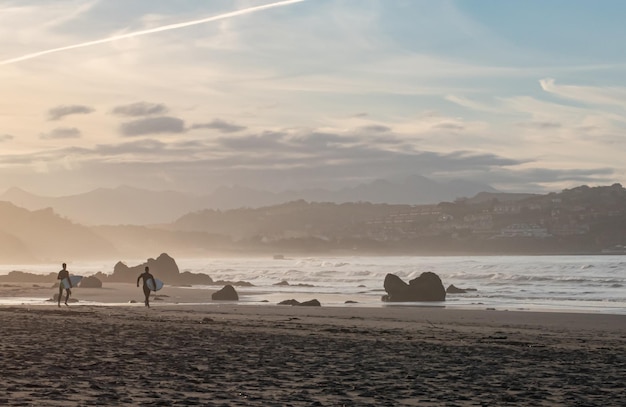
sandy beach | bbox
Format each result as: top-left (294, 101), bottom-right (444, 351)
top-left (1, 282), bottom-right (626, 407)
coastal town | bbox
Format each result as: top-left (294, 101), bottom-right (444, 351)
top-left (171, 183), bottom-right (626, 256)
top-left (361, 184), bottom-right (621, 242)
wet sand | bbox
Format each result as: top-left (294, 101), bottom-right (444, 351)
top-left (0, 282), bottom-right (219, 305)
top-left (1, 303), bottom-right (625, 406)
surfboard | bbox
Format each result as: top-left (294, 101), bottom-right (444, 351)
top-left (61, 275), bottom-right (83, 289)
top-left (146, 278), bottom-right (164, 291)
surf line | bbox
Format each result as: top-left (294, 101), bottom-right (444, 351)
top-left (0, 0), bottom-right (306, 65)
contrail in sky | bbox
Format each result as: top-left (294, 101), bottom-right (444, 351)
top-left (0, 0), bottom-right (306, 65)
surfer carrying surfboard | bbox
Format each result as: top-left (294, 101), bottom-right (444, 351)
top-left (56, 263), bottom-right (72, 307)
top-left (137, 266), bottom-right (157, 307)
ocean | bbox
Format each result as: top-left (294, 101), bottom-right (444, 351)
top-left (2, 255), bottom-right (626, 315)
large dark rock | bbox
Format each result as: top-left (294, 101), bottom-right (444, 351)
top-left (278, 299), bottom-right (300, 306)
top-left (2, 254), bottom-right (218, 287)
top-left (179, 271), bottom-right (214, 285)
top-left (107, 253), bottom-right (214, 285)
top-left (277, 299), bottom-right (321, 306)
top-left (298, 299), bottom-right (321, 307)
top-left (446, 284), bottom-right (478, 294)
top-left (212, 285), bottom-right (238, 301)
top-left (382, 272), bottom-right (446, 302)
top-left (110, 253), bottom-right (180, 283)
top-left (79, 276), bottom-right (102, 288)
top-left (446, 284), bottom-right (465, 294)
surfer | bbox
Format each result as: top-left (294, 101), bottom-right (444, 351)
top-left (137, 266), bottom-right (156, 307)
top-left (56, 263), bottom-right (72, 307)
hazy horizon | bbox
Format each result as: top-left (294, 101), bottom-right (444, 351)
top-left (1, 0), bottom-right (625, 197)
top-left (1, 173), bottom-right (503, 198)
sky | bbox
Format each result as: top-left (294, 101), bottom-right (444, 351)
top-left (1, 0), bottom-right (625, 196)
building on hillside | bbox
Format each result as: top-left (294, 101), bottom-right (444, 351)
top-left (493, 203), bottom-right (522, 214)
top-left (495, 223), bottom-right (551, 238)
top-left (549, 222), bottom-right (590, 236)
top-left (463, 213), bottom-right (494, 233)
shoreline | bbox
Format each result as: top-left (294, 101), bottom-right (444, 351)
top-left (1, 304), bottom-right (625, 405)
top-left (2, 281), bottom-right (626, 315)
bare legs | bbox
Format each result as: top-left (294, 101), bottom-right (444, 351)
top-left (143, 286), bottom-right (151, 307)
top-left (58, 287), bottom-right (70, 307)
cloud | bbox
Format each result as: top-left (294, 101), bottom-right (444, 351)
top-left (92, 139), bottom-right (169, 155)
top-left (290, 132), bottom-right (360, 149)
top-left (112, 102), bottom-right (169, 117)
top-left (120, 117), bottom-right (186, 136)
top-left (48, 105), bottom-right (95, 121)
top-left (190, 119), bottom-right (246, 133)
top-left (539, 78), bottom-right (626, 109)
top-left (1, 122), bottom-right (618, 195)
top-left (212, 130), bottom-right (523, 178)
top-left (40, 127), bottom-right (82, 139)
top-left (445, 95), bottom-right (504, 113)
top-left (19, 127), bottom-right (524, 178)
top-left (516, 121), bottom-right (562, 129)
top-left (433, 122), bottom-right (465, 131)
top-left (217, 131), bottom-right (287, 150)
top-left (0, 134), bottom-right (14, 142)
top-left (359, 125), bottom-right (392, 133)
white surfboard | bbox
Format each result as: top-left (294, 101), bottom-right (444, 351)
top-left (61, 275), bottom-right (83, 289)
top-left (146, 278), bottom-right (164, 291)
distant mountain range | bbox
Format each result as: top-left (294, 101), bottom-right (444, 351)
top-left (2, 183), bottom-right (623, 264)
top-left (0, 176), bottom-right (498, 225)
top-left (0, 202), bottom-right (117, 263)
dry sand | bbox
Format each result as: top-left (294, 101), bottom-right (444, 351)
top-left (1, 293), bottom-right (625, 406)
